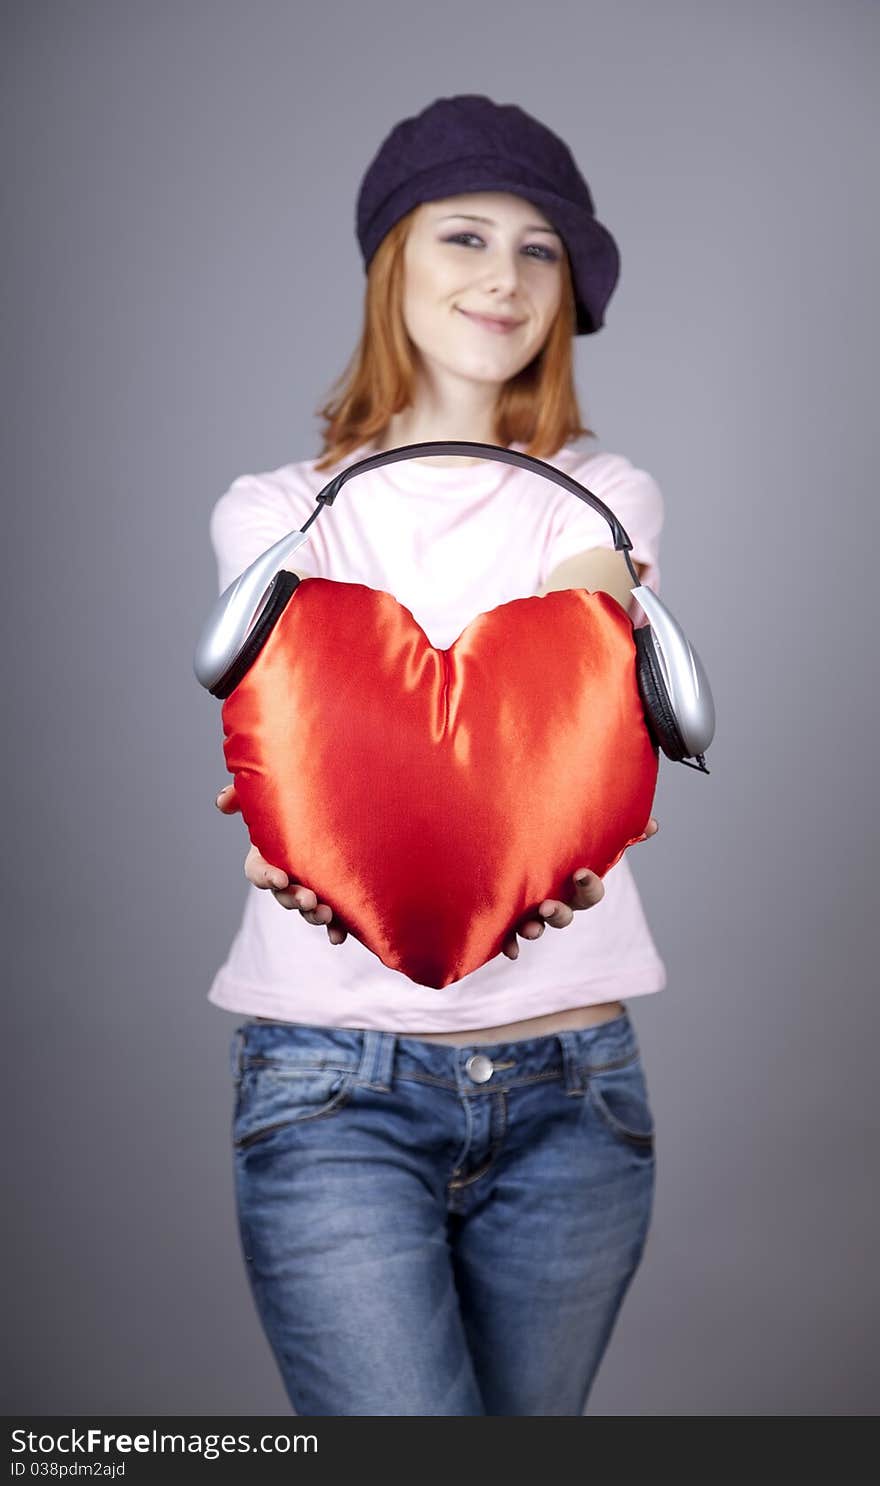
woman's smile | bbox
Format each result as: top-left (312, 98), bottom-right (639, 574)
top-left (456, 306), bottom-right (525, 334)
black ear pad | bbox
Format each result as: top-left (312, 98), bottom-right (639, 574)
top-left (209, 570), bottom-right (301, 700)
top-left (634, 623), bottom-right (689, 761)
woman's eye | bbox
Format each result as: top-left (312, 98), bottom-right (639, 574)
top-left (524, 243), bottom-right (560, 262)
top-left (443, 232), bottom-right (558, 263)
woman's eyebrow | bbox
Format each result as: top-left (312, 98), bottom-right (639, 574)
top-left (437, 212), bottom-right (561, 237)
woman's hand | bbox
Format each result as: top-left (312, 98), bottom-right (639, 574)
top-left (499, 818), bottom-right (660, 960)
top-left (215, 783), bottom-right (658, 958)
top-left (214, 784), bottom-right (347, 945)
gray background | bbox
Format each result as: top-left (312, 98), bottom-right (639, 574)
top-left (3, 0), bottom-right (877, 1415)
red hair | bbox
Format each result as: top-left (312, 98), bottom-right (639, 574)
top-left (312, 208), bottom-right (596, 473)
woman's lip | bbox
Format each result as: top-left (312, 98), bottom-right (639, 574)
top-left (457, 308), bottom-right (524, 334)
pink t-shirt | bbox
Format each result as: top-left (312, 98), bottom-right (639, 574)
top-left (205, 438), bottom-right (668, 1031)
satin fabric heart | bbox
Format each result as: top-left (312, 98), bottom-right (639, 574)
top-left (221, 578), bottom-right (659, 989)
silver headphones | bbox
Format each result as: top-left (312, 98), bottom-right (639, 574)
top-left (194, 441), bottom-right (716, 773)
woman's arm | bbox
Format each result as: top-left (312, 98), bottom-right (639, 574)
top-left (537, 547), bottom-right (647, 615)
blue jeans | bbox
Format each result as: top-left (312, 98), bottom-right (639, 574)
top-left (229, 1009), bottom-right (656, 1416)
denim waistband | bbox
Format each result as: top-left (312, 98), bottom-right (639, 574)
top-left (230, 1010), bottom-right (640, 1096)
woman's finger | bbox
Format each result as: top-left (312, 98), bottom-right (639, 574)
top-left (518, 889), bottom-right (590, 941)
top-left (503, 896), bottom-right (577, 955)
top-left (571, 870), bottom-right (605, 908)
top-left (245, 844), bottom-right (290, 893)
top-left (533, 900), bottom-right (574, 929)
top-left (271, 884), bottom-right (320, 912)
top-left (270, 890), bottom-right (345, 947)
top-left (289, 901), bottom-right (332, 925)
top-left (215, 783), bottom-right (241, 814)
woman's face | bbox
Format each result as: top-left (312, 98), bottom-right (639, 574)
top-left (400, 192), bottom-right (565, 390)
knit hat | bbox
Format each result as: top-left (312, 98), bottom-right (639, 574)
top-left (355, 93), bottom-right (620, 335)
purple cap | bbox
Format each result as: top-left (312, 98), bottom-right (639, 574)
top-left (355, 94), bottom-right (621, 336)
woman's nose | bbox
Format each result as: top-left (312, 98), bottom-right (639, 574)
top-left (477, 247), bottom-right (521, 295)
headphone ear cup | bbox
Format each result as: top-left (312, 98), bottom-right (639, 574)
top-left (634, 623), bottom-right (688, 761)
top-left (210, 569), bottom-right (301, 699)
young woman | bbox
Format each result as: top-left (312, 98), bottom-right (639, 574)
top-left (209, 95), bottom-right (664, 1416)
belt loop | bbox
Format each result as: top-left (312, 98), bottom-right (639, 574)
top-left (357, 1030), bottom-right (396, 1091)
top-left (556, 1031), bottom-right (587, 1096)
top-left (230, 1026), bottom-right (246, 1085)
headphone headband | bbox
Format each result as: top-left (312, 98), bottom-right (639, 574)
top-left (313, 441), bottom-right (638, 581)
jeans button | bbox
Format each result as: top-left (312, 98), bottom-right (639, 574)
top-left (465, 1053), bottom-right (494, 1084)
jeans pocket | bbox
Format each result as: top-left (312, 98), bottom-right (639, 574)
top-left (587, 1050), bottom-right (656, 1150)
top-left (233, 1059), bottom-right (354, 1150)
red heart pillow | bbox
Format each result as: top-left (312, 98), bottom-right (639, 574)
top-left (221, 578), bottom-right (658, 988)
